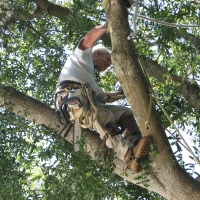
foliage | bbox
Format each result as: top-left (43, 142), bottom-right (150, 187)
top-left (1, 0), bottom-right (200, 199)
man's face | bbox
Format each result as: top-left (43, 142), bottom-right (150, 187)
top-left (93, 51), bottom-right (111, 72)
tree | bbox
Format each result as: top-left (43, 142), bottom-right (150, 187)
top-left (1, 0), bottom-right (200, 199)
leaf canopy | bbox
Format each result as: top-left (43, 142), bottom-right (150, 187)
top-left (1, 0), bottom-right (200, 199)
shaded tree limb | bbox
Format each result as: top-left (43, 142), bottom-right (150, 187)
top-left (26, 0), bottom-right (72, 20)
top-left (178, 31), bottom-right (200, 55)
top-left (0, 84), bottom-right (175, 195)
top-left (140, 56), bottom-right (200, 111)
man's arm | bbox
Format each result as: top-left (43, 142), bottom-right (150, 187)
top-left (79, 22), bottom-right (108, 51)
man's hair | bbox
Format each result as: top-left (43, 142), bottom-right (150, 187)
top-left (92, 44), bottom-right (111, 55)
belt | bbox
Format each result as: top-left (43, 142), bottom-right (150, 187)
top-left (58, 80), bottom-right (83, 90)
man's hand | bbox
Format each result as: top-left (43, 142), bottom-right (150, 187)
top-left (118, 86), bottom-right (124, 95)
top-left (101, 21), bottom-right (110, 33)
top-left (99, 91), bottom-right (125, 103)
top-left (78, 23), bottom-right (107, 51)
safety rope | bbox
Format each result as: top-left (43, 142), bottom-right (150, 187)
top-left (153, 93), bottom-right (200, 166)
top-left (128, 0), bottom-right (200, 39)
top-left (164, 126), bottom-right (190, 153)
top-left (138, 58), bottom-right (153, 130)
top-left (145, 94), bottom-right (152, 130)
top-left (138, 58), bottom-right (200, 167)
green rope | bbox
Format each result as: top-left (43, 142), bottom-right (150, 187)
top-left (145, 94), bottom-right (152, 130)
top-left (138, 58), bottom-right (200, 167)
top-left (152, 94), bottom-right (200, 167)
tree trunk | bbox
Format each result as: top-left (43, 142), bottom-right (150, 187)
top-left (103, 0), bottom-right (200, 199)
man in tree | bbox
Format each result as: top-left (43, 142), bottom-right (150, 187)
top-left (55, 22), bottom-right (153, 173)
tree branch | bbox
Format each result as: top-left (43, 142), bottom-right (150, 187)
top-left (140, 56), bottom-right (200, 111)
top-left (26, 0), bottom-right (72, 20)
top-left (0, 84), bottom-right (172, 193)
top-left (178, 31), bottom-right (200, 55)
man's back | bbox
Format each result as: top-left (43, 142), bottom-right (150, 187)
top-left (58, 46), bottom-right (102, 95)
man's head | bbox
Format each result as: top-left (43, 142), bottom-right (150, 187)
top-left (92, 44), bottom-right (111, 72)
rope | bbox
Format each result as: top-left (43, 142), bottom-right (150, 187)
top-left (128, 0), bottom-right (200, 39)
top-left (138, 58), bottom-right (200, 166)
top-left (127, 0), bottom-right (139, 40)
top-left (153, 94), bottom-right (200, 166)
top-left (136, 14), bottom-right (200, 28)
top-left (138, 58), bottom-right (154, 130)
top-left (145, 94), bottom-right (152, 130)
top-left (164, 126), bottom-right (190, 153)
top-left (79, 85), bottom-right (99, 129)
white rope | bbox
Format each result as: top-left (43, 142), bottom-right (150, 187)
top-left (136, 14), bottom-right (200, 28)
top-left (127, 0), bottom-right (139, 40)
top-left (128, 1), bottom-right (200, 39)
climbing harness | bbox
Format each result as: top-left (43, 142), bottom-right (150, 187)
top-left (55, 81), bottom-right (84, 125)
top-left (55, 81), bottom-right (100, 151)
top-left (79, 83), bottom-right (99, 129)
top-left (55, 81), bottom-right (86, 151)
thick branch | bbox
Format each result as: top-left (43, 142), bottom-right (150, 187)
top-left (0, 84), bottom-right (167, 192)
top-left (3, 9), bottom-right (44, 27)
top-left (3, 0), bottom-right (72, 28)
top-left (27, 0), bottom-right (72, 20)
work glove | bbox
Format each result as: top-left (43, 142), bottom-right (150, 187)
top-left (101, 21), bottom-right (110, 33)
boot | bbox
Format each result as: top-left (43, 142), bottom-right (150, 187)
top-left (124, 136), bottom-right (153, 173)
top-left (119, 115), bottom-right (142, 144)
top-left (119, 115), bottom-right (153, 172)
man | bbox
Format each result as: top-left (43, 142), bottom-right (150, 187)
top-left (55, 22), bottom-right (152, 173)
